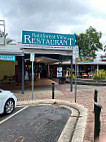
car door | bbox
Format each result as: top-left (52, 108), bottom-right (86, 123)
top-left (0, 93), bottom-right (4, 114)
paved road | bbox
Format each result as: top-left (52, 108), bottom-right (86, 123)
top-left (0, 105), bottom-right (71, 142)
top-left (0, 107), bottom-right (23, 122)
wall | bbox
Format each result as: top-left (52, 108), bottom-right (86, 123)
top-left (0, 61), bottom-right (17, 80)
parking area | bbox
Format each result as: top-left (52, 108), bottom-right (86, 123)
top-left (0, 105), bottom-right (71, 142)
top-left (0, 78), bottom-right (106, 141)
top-left (0, 106), bottom-right (23, 122)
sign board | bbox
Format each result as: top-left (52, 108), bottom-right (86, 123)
top-left (22, 31), bottom-right (75, 47)
top-left (57, 67), bottom-right (62, 77)
top-left (30, 53), bottom-right (35, 62)
top-left (76, 56), bottom-right (93, 63)
top-left (0, 55), bottom-right (15, 61)
top-left (101, 56), bottom-right (106, 62)
top-left (73, 46), bottom-right (79, 59)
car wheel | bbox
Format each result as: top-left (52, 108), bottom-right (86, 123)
top-left (4, 99), bottom-right (15, 114)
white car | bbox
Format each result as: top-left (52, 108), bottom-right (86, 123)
top-left (0, 89), bottom-right (17, 114)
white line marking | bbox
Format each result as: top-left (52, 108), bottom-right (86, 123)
top-left (0, 106), bottom-right (28, 125)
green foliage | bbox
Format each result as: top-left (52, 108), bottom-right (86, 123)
top-left (92, 69), bottom-right (106, 80)
top-left (75, 26), bottom-right (103, 58)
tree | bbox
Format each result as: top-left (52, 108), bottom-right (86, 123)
top-left (75, 26), bottom-right (103, 58)
top-left (104, 45), bottom-right (106, 52)
top-left (0, 30), bottom-right (13, 44)
top-left (0, 30), bottom-right (4, 37)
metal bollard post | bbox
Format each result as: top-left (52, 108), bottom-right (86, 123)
top-left (94, 102), bottom-right (102, 141)
top-left (94, 89), bottom-right (98, 113)
top-left (94, 89), bottom-right (98, 102)
top-left (52, 83), bottom-right (55, 99)
top-left (59, 77), bottom-right (61, 84)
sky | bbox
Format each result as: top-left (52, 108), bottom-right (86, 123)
top-left (0, 0), bottom-right (106, 56)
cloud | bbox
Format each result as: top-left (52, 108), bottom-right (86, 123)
top-left (0, 0), bottom-right (105, 46)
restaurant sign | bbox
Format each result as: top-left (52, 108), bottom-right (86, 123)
top-left (0, 55), bottom-right (15, 61)
top-left (22, 31), bottom-right (75, 48)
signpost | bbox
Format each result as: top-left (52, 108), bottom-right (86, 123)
top-left (74, 47), bottom-right (78, 103)
top-left (30, 53), bottom-right (35, 100)
top-left (0, 55), bottom-right (15, 61)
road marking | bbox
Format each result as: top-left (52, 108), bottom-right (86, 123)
top-left (0, 106), bottom-right (28, 125)
top-left (14, 136), bottom-right (25, 142)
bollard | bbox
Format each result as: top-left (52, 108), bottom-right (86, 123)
top-left (59, 77), bottom-right (61, 84)
top-left (94, 102), bottom-right (102, 141)
top-left (52, 83), bottom-right (55, 99)
top-left (94, 89), bottom-right (98, 102)
top-left (94, 89), bottom-right (98, 113)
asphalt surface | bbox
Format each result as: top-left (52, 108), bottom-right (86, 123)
top-left (0, 107), bottom-right (23, 122)
top-left (0, 105), bottom-right (71, 142)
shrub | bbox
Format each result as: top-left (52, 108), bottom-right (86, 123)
top-left (92, 69), bottom-right (106, 80)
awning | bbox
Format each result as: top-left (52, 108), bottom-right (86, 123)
top-left (25, 56), bottom-right (59, 64)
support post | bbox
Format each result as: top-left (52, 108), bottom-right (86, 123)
top-left (97, 64), bottom-right (99, 76)
top-left (70, 56), bottom-right (73, 92)
top-left (48, 64), bottom-right (50, 77)
top-left (22, 56), bottom-right (24, 94)
top-left (32, 61), bottom-right (34, 100)
top-left (52, 83), bottom-right (55, 99)
top-left (75, 58), bottom-right (77, 103)
top-left (59, 62), bottom-right (61, 84)
top-left (30, 53), bottom-right (35, 100)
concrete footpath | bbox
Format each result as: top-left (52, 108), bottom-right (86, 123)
top-left (6, 78), bottom-right (106, 142)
